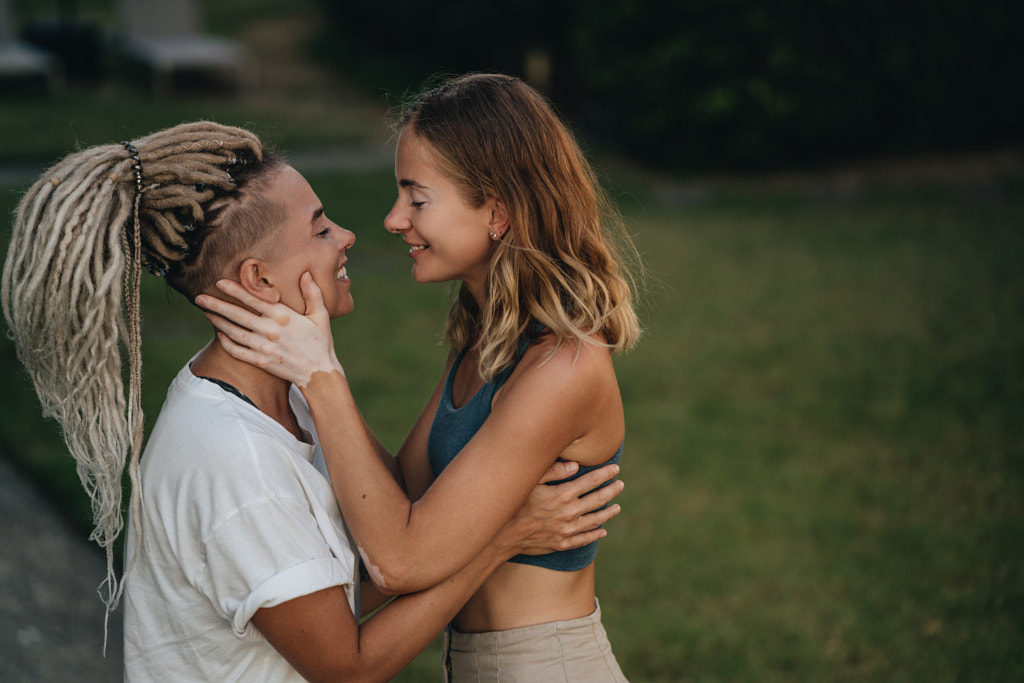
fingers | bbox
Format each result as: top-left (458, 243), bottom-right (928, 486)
top-left (581, 502), bottom-right (622, 529)
top-left (207, 316), bottom-right (274, 369)
top-left (562, 527), bottom-right (608, 550)
top-left (215, 279), bottom-right (273, 316)
top-left (576, 479), bottom-right (624, 514)
top-left (195, 288), bottom-right (265, 331)
top-left (299, 272), bottom-right (327, 318)
top-left (553, 463), bottom-right (621, 498)
top-left (213, 330), bottom-right (261, 366)
top-left (537, 460), bottom-right (580, 484)
top-left (509, 463), bottom-right (624, 556)
top-left (204, 311), bottom-right (261, 350)
top-left (558, 502), bottom-right (623, 550)
top-left (537, 461), bottom-right (620, 488)
top-left (215, 278), bottom-right (266, 313)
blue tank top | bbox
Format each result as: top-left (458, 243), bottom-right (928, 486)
top-left (427, 337), bottom-right (622, 571)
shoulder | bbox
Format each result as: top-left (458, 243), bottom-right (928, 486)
top-left (527, 330), bottom-right (614, 378)
top-left (146, 376), bottom-right (311, 492)
top-left (500, 331), bottom-right (615, 406)
top-left (142, 387), bottom-right (336, 551)
top-left (484, 329), bottom-right (623, 458)
top-left (153, 377), bottom-right (266, 453)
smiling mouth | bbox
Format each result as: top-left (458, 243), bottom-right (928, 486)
top-left (409, 244), bottom-right (428, 255)
top-left (337, 265), bottom-right (348, 279)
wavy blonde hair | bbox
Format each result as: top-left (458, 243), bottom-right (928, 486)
top-left (1, 122), bottom-right (282, 626)
top-left (397, 73), bottom-right (641, 380)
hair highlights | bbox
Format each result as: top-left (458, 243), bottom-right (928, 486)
top-left (397, 74), bottom-right (641, 380)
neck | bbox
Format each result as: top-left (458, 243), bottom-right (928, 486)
top-left (190, 338), bottom-right (297, 432)
top-left (465, 278), bottom-right (487, 311)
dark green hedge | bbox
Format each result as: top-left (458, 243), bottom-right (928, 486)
top-left (314, 0), bottom-right (1021, 171)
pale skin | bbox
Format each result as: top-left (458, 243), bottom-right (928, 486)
top-left (190, 164), bottom-right (624, 681)
top-left (197, 131), bottom-right (627, 634)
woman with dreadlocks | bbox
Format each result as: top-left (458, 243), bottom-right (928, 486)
top-left (1, 121), bottom-right (623, 682)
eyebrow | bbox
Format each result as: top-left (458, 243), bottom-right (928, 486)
top-left (398, 179), bottom-right (428, 190)
top-left (311, 206), bottom-right (324, 223)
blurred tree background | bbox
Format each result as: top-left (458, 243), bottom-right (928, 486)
top-left (313, 0), bottom-right (1022, 171)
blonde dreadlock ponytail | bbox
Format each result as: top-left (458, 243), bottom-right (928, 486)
top-left (1, 121), bottom-right (271, 625)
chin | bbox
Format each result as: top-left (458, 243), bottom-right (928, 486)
top-left (333, 298), bottom-right (355, 318)
top-left (410, 265), bottom-right (439, 285)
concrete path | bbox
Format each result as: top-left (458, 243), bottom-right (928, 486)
top-left (0, 454), bottom-right (123, 682)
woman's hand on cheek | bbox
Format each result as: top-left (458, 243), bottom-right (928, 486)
top-left (195, 273), bottom-right (343, 387)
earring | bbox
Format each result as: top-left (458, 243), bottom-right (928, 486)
top-left (489, 231), bottom-right (499, 240)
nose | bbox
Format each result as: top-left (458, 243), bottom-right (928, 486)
top-left (334, 222), bottom-right (355, 250)
top-left (384, 199), bottom-right (408, 235)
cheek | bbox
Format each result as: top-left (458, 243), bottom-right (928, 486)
top-left (313, 272), bottom-right (337, 298)
top-left (279, 291), bottom-right (306, 315)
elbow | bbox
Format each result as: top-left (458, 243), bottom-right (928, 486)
top-left (361, 551), bottom-right (435, 595)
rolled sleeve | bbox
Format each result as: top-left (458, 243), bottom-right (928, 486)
top-left (233, 556), bottom-right (355, 638)
top-left (199, 496), bottom-right (358, 639)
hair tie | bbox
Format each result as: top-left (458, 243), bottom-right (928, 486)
top-left (120, 141), bottom-right (144, 198)
top-left (119, 141), bottom-right (159, 277)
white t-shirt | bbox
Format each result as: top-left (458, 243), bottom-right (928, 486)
top-left (123, 361), bottom-right (360, 682)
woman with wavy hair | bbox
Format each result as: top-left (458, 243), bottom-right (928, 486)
top-left (202, 73), bottom-right (641, 681)
top-left (2, 120), bottom-right (623, 682)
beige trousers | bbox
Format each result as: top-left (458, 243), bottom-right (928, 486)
top-left (442, 599), bottom-right (628, 682)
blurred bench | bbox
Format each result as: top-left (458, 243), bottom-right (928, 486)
top-left (113, 0), bottom-right (247, 95)
top-left (0, 0), bottom-right (57, 93)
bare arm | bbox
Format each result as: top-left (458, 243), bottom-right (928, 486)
top-left (252, 466), bottom-right (623, 681)
top-left (300, 360), bottom-right (603, 592)
top-left (393, 351), bottom-right (455, 501)
top-left (358, 410), bottom-right (402, 485)
top-left (199, 276), bottom-right (621, 592)
top-left (253, 539), bottom-right (507, 683)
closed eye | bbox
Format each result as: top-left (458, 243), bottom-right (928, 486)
top-left (311, 206), bottom-right (328, 237)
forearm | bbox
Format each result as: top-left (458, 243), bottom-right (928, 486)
top-left (358, 410), bottom-right (402, 485)
top-left (353, 543), bottom-right (508, 680)
top-left (303, 369), bottom-right (447, 590)
top-left (259, 544), bottom-right (510, 683)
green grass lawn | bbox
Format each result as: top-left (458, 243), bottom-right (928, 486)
top-left (605, 172), bottom-right (1024, 681)
top-left (2, 1), bottom-right (1022, 679)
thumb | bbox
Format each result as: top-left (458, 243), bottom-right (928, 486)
top-left (537, 460), bottom-right (579, 484)
top-left (300, 272), bottom-right (327, 318)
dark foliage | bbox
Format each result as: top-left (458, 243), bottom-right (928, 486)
top-left (314, 0), bottom-right (1022, 171)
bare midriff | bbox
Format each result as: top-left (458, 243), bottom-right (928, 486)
top-left (452, 560), bottom-right (595, 633)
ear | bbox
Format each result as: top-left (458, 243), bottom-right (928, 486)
top-left (236, 257), bottom-right (282, 304)
top-left (487, 197), bottom-right (511, 238)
